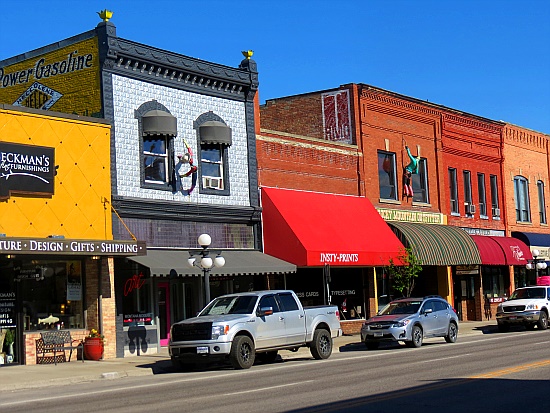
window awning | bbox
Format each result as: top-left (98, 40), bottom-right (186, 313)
top-left (471, 235), bottom-right (532, 265)
top-left (512, 231), bottom-right (550, 260)
top-left (128, 249), bottom-right (296, 277)
top-left (261, 187), bottom-right (406, 267)
top-left (142, 110), bottom-right (177, 137)
top-left (199, 121), bottom-right (232, 146)
top-left (387, 221), bottom-right (481, 266)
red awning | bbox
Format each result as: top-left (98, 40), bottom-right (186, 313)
top-left (471, 235), bottom-right (533, 265)
top-left (261, 187), bottom-right (406, 267)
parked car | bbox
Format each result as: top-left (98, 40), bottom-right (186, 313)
top-left (361, 295), bottom-right (459, 349)
top-left (169, 290), bottom-right (342, 369)
top-left (496, 286), bottom-right (550, 332)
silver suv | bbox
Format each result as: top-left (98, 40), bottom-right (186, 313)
top-left (361, 296), bottom-right (459, 349)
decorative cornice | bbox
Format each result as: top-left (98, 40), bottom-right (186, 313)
top-left (103, 38), bottom-right (257, 101)
top-left (361, 90), bottom-right (441, 118)
top-left (443, 113), bottom-right (502, 135)
top-left (257, 134), bottom-right (360, 156)
top-left (442, 146), bottom-right (501, 163)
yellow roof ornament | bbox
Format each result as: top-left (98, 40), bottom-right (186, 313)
top-left (98, 9), bottom-right (113, 22)
top-left (241, 50), bottom-right (254, 60)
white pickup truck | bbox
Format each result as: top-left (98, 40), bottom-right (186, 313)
top-left (496, 286), bottom-right (550, 332)
top-left (169, 290), bottom-right (342, 369)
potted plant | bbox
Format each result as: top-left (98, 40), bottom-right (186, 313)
top-left (4, 329), bottom-right (15, 355)
top-left (83, 328), bottom-right (104, 361)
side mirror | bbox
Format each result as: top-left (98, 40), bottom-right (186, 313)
top-left (257, 307), bottom-right (273, 317)
top-left (423, 308), bottom-right (433, 315)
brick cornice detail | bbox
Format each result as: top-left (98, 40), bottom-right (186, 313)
top-left (442, 147), bottom-right (501, 163)
top-left (361, 90), bottom-right (440, 118)
top-left (443, 114), bottom-right (502, 135)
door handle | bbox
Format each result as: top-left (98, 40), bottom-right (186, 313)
top-left (299, 315), bottom-right (304, 319)
top-left (279, 317), bottom-right (285, 321)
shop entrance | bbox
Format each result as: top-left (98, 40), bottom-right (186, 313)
top-left (454, 274), bottom-right (478, 321)
top-left (157, 283), bottom-right (170, 346)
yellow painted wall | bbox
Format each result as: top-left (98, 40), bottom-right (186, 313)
top-left (0, 107), bottom-right (112, 239)
top-left (0, 37), bottom-right (101, 118)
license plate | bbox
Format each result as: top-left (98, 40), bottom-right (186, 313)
top-left (197, 346), bottom-right (209, 354)
top-left (374, 332), bottom-right (383, 337)
top-left (509, 316), bottom-right (517, 320)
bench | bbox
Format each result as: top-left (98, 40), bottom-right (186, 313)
top-left (36, 330), bottom-right (84, 365)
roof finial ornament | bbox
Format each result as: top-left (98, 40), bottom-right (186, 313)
top-left (241, 50), bottom-right (254, 60)
top-left (97, 9), bottom-right (113, 22)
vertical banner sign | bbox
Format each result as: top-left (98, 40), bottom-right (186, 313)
top-left (322, 90), bottom-right (352, 143)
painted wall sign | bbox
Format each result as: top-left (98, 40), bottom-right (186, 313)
top-left (377, 207), bottom-right (444, 224)
top-left (0, 38), bottom-right (102, 117)
top-left (0, 237), bottom-right (146, 256)
top-left (460, 227), bottom-right (505, 237)
top-left (0, 142), bottom-right (55, 199)
top-left (322, 90), bottom-right (352, 143)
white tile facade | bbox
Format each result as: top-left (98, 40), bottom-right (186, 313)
top-left (112, 74), bottom-right (251, 207)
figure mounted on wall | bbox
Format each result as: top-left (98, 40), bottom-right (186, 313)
top-left (403, 144), bottom-right (420, 200)
top-left (175, 138), bottom-right (198, 196)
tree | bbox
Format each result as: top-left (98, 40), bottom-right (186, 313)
top-left (386, 247), bottom-right (422, 297)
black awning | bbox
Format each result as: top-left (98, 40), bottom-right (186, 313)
top-left (142, 110), bottom-right (177, 137)
top-left (199, 121), bottom-right (232, 146)
top-left (128, 249), bottom-right (296, 277)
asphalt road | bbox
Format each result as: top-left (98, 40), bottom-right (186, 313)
top-left (2, 330), bottom-right (549, 413)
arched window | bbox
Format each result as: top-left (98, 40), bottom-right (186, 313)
top-left (514, 176), bottom-right (531, 222)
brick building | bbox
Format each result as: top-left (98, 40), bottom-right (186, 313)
top-left (0, 13), bottom-right (295, 359)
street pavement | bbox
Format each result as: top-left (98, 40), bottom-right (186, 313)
top-left (0, 321), bottom-right (498, 392)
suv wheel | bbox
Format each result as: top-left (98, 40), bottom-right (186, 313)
top-left (537, 311), bottom-right (548, 330)
top-left (407, 325), bottom-right (423, 348)
top-left (444, 322), bottom-right (458, 343)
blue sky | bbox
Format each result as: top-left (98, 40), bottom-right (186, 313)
top-left (1, 0), bottom-right (549, 133)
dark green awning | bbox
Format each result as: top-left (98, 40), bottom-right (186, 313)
top-left (128, 249), bottom-right (296, 277)
top-left (387, 222), bottom-right (481, 266)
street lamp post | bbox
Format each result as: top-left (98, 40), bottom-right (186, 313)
top-left (187, 234), bottom-right (225, 305)
top-left (526, 249), bottom-right (547, 279)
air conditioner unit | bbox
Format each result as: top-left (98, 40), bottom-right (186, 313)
top-left (465, 204), bottom-right (476, 215)
top-left (492, 207), bottom-right (501, 217)
top-left (203, 176), bottom-right (223, 190)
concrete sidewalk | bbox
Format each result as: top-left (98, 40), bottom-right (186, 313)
top-left (0, 321), bottom-right (497, 392)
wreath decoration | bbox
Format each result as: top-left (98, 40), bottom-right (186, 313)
top-left (177, 139), bottom-right (198, 195)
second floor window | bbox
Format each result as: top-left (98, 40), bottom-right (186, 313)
top-left (377, 151), bottom-right (397, 200)
top-left (538, 180), bottom-right (547, 224)
top-left (200, 144), bottom-right (225, 190)
top-left (143, 136), bottom-right (169, 184)
top-left (490, 175), bottom-right (500, 218)
top-left (478, 173), bottom-right (487, 217)
top-left (514, 176), bottom-right (531, 222)
top-left (449, 168), bottom-right (459, 214)
top-left (463, 170), bottom-right (473, 215)
top-left (412, 158), bottom-right (429, 203)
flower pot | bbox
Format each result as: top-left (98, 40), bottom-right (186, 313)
top-left (84, 337), bottom-right (104, 361)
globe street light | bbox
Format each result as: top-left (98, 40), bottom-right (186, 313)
top-left (187, 234), bottom-right (225, 304)
top-left (526, 249), bottom-right (547, 278)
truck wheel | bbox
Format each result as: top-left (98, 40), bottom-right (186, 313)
top-left (310, 329), bottom-right (332, 360)
top-left (257, 351), bottom-right (278, 363)
top-left (497, 323), bottom-right (510, 333)
top-left (537, 311), bottom-right (548, 330)
top-left (229, 336), bottom-right (255, 369)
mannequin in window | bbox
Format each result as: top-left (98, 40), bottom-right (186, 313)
top-left (403, 145), bottom-right (419, 199)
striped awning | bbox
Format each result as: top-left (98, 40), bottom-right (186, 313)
top-left (387, 222), bottom-right (481, 266)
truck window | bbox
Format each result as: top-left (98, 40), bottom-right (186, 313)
top-left (277, 293), bottom-right (299, 311)
top-left (258, 295), bottom-right (281, 313)
top-left (201, 296), bottom-right (258, 315)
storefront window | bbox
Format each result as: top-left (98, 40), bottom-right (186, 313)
top-left (14, 260), bottom-right (84, 331)
top-left (482, 266), bottom-right (509, 298)
top-left (119, 271), bottom-right (153, 327)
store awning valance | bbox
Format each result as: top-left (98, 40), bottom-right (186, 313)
top-left (261, 187), bottom-right (406, 267)
top-left (512, 231), bottom-right (550, 260)
top-left (199, 121), bottom-right (232, 146)
top-left (471, 235), bottom-right (533, 265)
top-left (387, 222), bottom-right (481, 266)
top-left (142, 110), bottom-right (177, 136)
top-left (128, 249), bottom-right (296, 277)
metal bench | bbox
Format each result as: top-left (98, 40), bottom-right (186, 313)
top-left (36, 330), bottom-right (84, 365)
